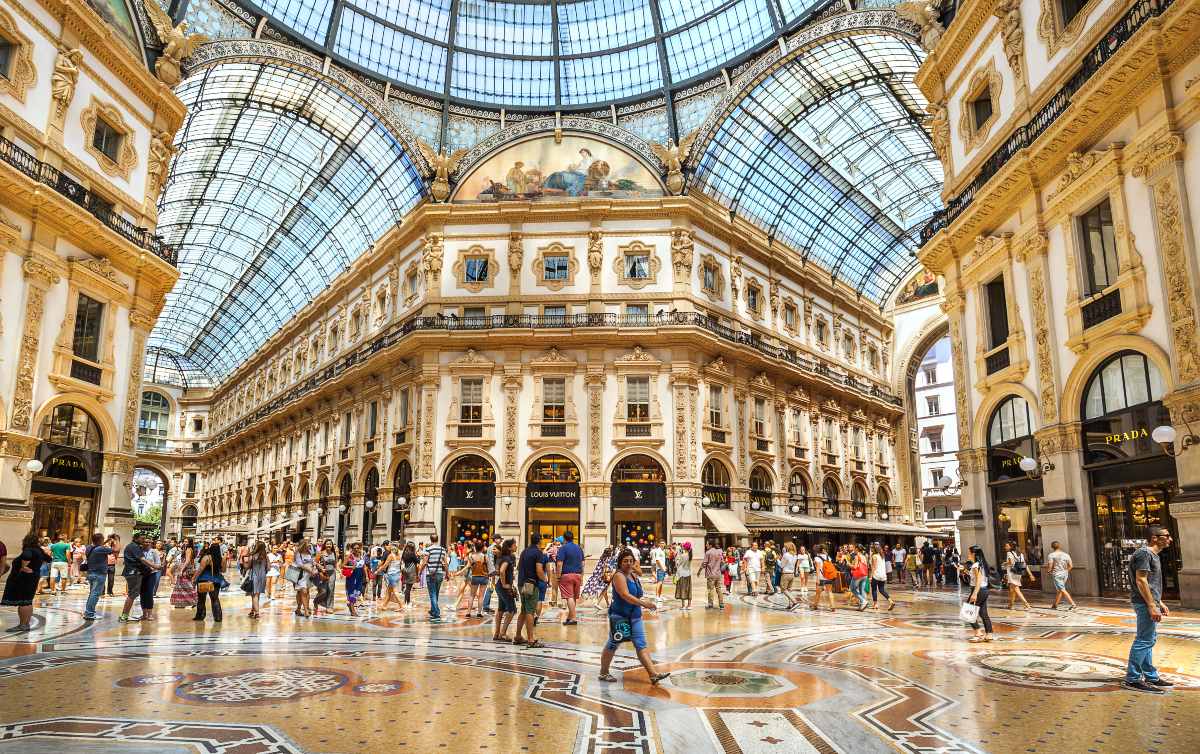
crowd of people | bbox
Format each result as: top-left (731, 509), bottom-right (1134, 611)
top-left (0, 527), bottom-right (1175, 693)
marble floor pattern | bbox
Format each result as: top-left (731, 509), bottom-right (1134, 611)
top-left (1, 581), bottom-right (1197, 754)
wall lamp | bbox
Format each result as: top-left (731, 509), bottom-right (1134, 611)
top-left (937, 470), bottom-right (967, 492)
top-left (11, 458), bottom-right (42, 480)
top-left (1018, 456), bottom-right (1054, 480)
top-left (1152, 425), bottom-right (1199, 458)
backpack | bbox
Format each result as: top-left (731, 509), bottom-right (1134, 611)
top-left (470, 554), bottom-right (488, 577)
top-left (765, 550), bottom-right (777, 568)
top-left (1011, 553), bottom-right (1027, 575)
top-left (821, 557), bottom-right (837, 580)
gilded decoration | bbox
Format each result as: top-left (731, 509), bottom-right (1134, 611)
top-left (1149, 174), bottom-right (1200, 382)
top-left (531, 242), bottom-right (578, 292)
top-left (415, 140), bottom-right (468, 202)
top-left (121, 328), bottom-right (148, 453)
top-left (1023, 233), bottom-right (1059, 424)
top-left (503, 375), bottom-right (520, 479)
top-left (506, 233), bottom-right (523, 275)
top-left (612, 241), bottom-right (661, 290)
top-left (586, 373), bottom-right (604, 478)
top-left (0, 8), bottom-right (36, 103)
top-left (925, 102), bottom-right (950, 166)
top-left (144, 0), bottom-right (209, 87)
top-left (1037, 0), bottom-right (1099, 58)
top-left (80, 97), bottom-right (138, 181)
top-left (993, 0), bottom-right (1024, 79)
top-left (1054, 150), bottom-right (1101, 195)
top-left (587, 230), bottom-right (603, 282)
top-left (10, 284), bottom-right (47, 431)
top-left (944, 294), bottom-right (971, 445)
top-left (1034, 424), bottom-right (1081, 456)
top-left (670, 228), bottom-right (694, 280)
top-left (699, 253), bottom-right (725, 302)
top-left (453, 244), bottom-right (500, 293)
top-left (421, 234), bottom-right (443, 284)
top-left (729, 254), bottom-right (743, 296)
top-left (146, 130), bottom-right (176, 203)
top-left (50, 47), bottom-right (82, 118)
top-left (957, 61), bottom-right (1002, 153)
top-left (649, 130), bottom-right (699, 195)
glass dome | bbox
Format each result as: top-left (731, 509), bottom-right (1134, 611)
top-left (240, 0), bottom-right (826, 108)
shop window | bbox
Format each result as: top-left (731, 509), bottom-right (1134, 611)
top-left (822, 478), bottom-right (840, 516)
top-left (988, 395), bottom-right (1031, 445)
top-left (1079, 198), bottom-right (1118, 296)
top-left (749, 466), bottom-right (772, 510)
top-left (92, 117), bottom-right (123, 163)
top-left (788, 472), bottom-right (808, 514)
top-left (40, 404), bottom-right (103, 451)
top-left (137, 391), bottom-right (170, 452)
top-left (72, 294), bottom-right (104, 362)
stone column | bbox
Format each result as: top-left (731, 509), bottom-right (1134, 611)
top-left (954, 448), bottom-right (990, 556)
top-left (1032, 424), bottom-right (1097, 596)
top-left (1164, 388), bottom-right (1200, 606)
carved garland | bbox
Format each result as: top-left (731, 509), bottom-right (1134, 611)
top-left (80, 97), bottom-right (139, 181)
top-left (10, 263), bottom-right (57, 430)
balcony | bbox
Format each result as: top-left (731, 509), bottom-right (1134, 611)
top-left (540, 423), bottom-right (566, 437)
top-left (625, 423), bottom-right (651, 438)
top-left (710, 429), bottom-right (726, 444)
top-left (0, 134), bottom-right (177, 264)
top-left (985, 346), bottom-right (1010, 375)
top-left (1082, 289), bottom-right (1122, 329)
top-left (458, 423), bottom-right (483, 438)
top-left (755, 438), bottom-right (770, 452)
top-left (205, 310), bottom-right (905, 450)
top-left (70, 359), bottom-right (102, 385)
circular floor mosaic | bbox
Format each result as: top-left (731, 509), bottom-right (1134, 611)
top-left (920, 648), bottom-right (1200, 691)
top-left (663, 668), bottom-right (793, 697)
top-left (175, 668), bottom-right (350, 704)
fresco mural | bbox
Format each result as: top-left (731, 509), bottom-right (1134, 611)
top-left (83, 0), bottom-right (142, 54)
top-left (896, 268), bottom-right (940, 305)
top-left (454, 135), bottom-right (663, 202)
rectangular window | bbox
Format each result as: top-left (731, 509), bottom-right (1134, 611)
top-left (747, 286), bottom-right (760, 313)
top-left (702, 263), bottom-right (717, 291)
top-left (287, 436), bottom-right (295, 463)
top-left (709, 385), bottom-right (723, 426)
top-left (543, 305), bottom-right (566, 318)
top-left (1079, 198), bottom-right (1118, 295)
top-left (342, 411), bottom-right (352, 445)
top-left (626, 376), bottom-right (650, 421)
top-left (193, 417), bottom-right (204, 432)
top-left (928, 431), bottom-right (943, 454)
top-left (923, 365), bottom-right (937, 384)
top-left (931, 468), bottom-right (944, 486)
top-left (322, 421), bottom-right (330, 452)
top-left (985, 277), bottom-right (1009, 349)
top-left (854, 429), bottom-right (865, 458)
top-left (399, 388), bottom-right (410, 426)
top-left (460, 378), bottom-right (483, 423)
top-left (823, 418), bottom-right (834, 453)
top-left (187, 473), bottom-right (197, 493)
top-left (624, 253), bottom-right (649, 279)
top-left (753, 398), bottom-right (766, 436)
top-left (463, 257), bottom-right (489, 283)
top-left (0, 40), bottom-right (14, 80)
top-left (792, 409), bottom-right (803, 445)
top-left (543, 378), bottom-right (565, 423)
top-left (406, 270), bottom-right (418, 296)
top-left (462, 306), bottom-right (485, 324)
top-left (926, 396), bottom-right (939, 415)
top-left (368, 401), bottom-right (378, 438)
top-left (543, 255), bottom-right (569, 280)
top-left (1060, 0), bottom-right (1088, 24)
top-left (784, 305), bottom-right (796, 329)
top-left (971, 91), bottom-right (993, 129)
top-left (72, 294), bottom-right (104, 362)
top-left (92, 118), bottom-right (122, 162)
top-left (626, 303), bottom-right (649, 319)
top-left (304, 429), bottom-right (310, 457)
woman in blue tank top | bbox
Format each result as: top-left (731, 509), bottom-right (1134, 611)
top-left (599, 548), bottom-right (670, 685)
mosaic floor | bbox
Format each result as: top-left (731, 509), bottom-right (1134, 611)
top-left (2, 579), bottom-right (1197, 754)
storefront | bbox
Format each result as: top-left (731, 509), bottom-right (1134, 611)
top-left (32, 405), bottom-right (104, 541)
top-left (986, 395), bottom-right (1046, 588)
top-left (611, 455), bottom-right (666, 563)
top-left (1080, 352), bottom-right (1180, 598)
top-left (337, 475), bottom-right (351, 551)
top-left (392, 460), bottom-right (412, 541)
top-left (526, 454), bottom-right (579, 542)
top-left (361, 468), bottom-right (379, 543)
top-left (700, 459), bottom-right (744, 545)
top-left (442, 455), bottom-right (496, 546)
top-left (747, 466), bottom-right (773, 513)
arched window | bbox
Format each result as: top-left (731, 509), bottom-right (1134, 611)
top-left (339, 475), bottom-right (352, 506)
top-left (1082, 351), bottom-right (1165, 420)
top-left (527, 454), bottom-right (578, 483)
top-left (446, 455), bottom-right (496, 482)
top-left (851, 483), bottom-right (867, 519)
top-left (701, 459), bottom-right (731, 509)
top-left (748, 466), bottom-right (772, 511)
top-left (988, 395), bottom-right (1032, 445)
top-left (702, 459), bottom-right (730, 487)
top-left (877, 487), bottom-right (890, 520)
top-left (137, 391), bottom-right (171, 451)
top-left (788, 471), bottom-right (809, 515)
top-left (40, 404), bottom-right (103, 450)
top-left (363, 467), bottom-right (379, 538)
top-left (393, 460), bottom-right (413, 502)
top-left (822, 478), bottom-right (840, 517)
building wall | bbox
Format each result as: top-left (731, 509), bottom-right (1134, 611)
top-left (917, 0), bottom-right (1200, 603)
top-left (0, 0), bottom-right (184, 552)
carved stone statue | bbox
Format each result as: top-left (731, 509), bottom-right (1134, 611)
top-left (415, 140), bottom-right (468, 202)
top-left (421, 234), bottom-right (444, 282)
top-left (146, 130), bottom-right (175, 199)
top-left (896, 1), bottom-right (945, 52)
top-left (670, 228), bottom-right (694, 277)
top-left (145, 2), bottom-right (208, 87)
top-left (926, 103), bottom-right (950, 164)
top-left (587, 230), bottom-right (603, 275)
top-left (51, 48), bottom-right (83, 117)
top-left (507, 232), bottom-right (523, 273)
top-left (650, 129), bottom-right (700, 195)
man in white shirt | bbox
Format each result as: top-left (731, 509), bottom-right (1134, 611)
top-left (1047, 541), bottom-right (1077, 610)
top-left (892, 544), bottom-right (906, 584)
top-left (742, 542), bottom-right (764, 596)
top-left (651, 545), bottom-right (668, 597)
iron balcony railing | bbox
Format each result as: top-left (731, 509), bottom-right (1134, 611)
top-left (1081, 288), bottom-right (1122, 328)
top-left (207, 311), bottom-right (903, 449)
top-left (0, 134), bottom-right (178, 264)
top-left (921, 0), bottom-right (1174, 244)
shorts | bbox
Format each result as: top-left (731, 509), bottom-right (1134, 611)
top-left (605, 615), bottom-right (647, 652)
top-left (124, 572), bottom-right (144, 596)
top-left (470, 575), bottom-right (488, 586)
top-left (39, 563), bottom-right (49, 578)
top-left (387, 572), bottom-right (403, 587)
top-left (50, 562), bottom-right (70, 580)
top-left (497, 588), bottom-right (517, 614)
top-left (1053, 571), bottom-right (1068, 591)
top-left (536, 582), bottom-right (547, 602)
top-left (558, 573), bottom-right (582, 600)
top-left (819, 579), bottom-right (835, 587)
top-left (519, 583), bottom-right (540, 614)
top-left (779, 574), bottom-right (794, 591)
top-left (656, 569), bottom-right (667, 583)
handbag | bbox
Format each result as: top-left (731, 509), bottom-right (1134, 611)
top-left (197, 580), bottom-right (215, 594)
top-left (284, 564), bottom-right (303, 584)
top-left (608, 616), bottom-right (633, 644)
top-left (959, 601), bottom-right (980, 624)
top-left (342, 566), bottom-right (353, 578)
top-left (241, 572), bottom-right (254, 594)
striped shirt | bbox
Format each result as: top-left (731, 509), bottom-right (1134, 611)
top-left (424, 545), bottom-right (447, 574)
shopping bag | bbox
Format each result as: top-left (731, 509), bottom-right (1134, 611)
top-left (959, 601), bottom-right (980, 624)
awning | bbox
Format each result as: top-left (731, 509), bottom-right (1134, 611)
top-left (703, 508), bottom-right (750, 536)
top-left (746, 510), bottom-right (944, 538)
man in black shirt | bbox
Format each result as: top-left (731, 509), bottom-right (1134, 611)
top-left (514, 533), bottom-right (547, 649)
top-left (1123, 526), bottom-right (1173, 694)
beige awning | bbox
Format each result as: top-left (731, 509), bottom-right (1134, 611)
top-left (703, 508), bottom-right (750, 536)
top-left (745, 510), bottom-right (944, 538)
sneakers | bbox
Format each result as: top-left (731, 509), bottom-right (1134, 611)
top-left (1122, 679), bottom-right (1165, 694)
top-left (1146, 677), bottom-right (1175, 688)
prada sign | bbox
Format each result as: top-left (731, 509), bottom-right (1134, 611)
top-left (526, 482), bottom-right (579, 507)
top-left (442, 481), bottom-right (495, 508)
top-left (36, 443), bottom-right (101, 484)
top-left (612, 482), bottom-right (666, 507)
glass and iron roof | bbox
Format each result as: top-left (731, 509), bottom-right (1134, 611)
top-left (147, 61), bottom-right (425, 387)
top-left (240, 0), bottom-right (826, 108)
top-left (692, 33), bottom-right (942, 303)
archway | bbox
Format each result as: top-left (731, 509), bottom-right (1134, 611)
top-left (900, 325), bottom-right (958, 528)
top-left (610, 454), bottom-right (667, 561)
top-left (748, 465), bottom-right (774, 512)
top-left (32, 404), bottom-right (106, 541)
top-left (525, 453), bottom-right (580, 544)
top-left (787, 470), bottom-right (810, 515)
top-left (442, 455), bottom-right (496, 547)
top-left (131, 466), bottom-right (168, 538)
top-left (821, 477), bottom-right (841, 517)
top-left (361, 467), bottom-right (380, 545)
top-left (700, 458), bottom-right (732, 509)
top-left (337, 474), bottom-right (352, 551)
top-left (986, 394), bottom-right (1044, 580)
top-left (392, 460), bottom-right (412, 541)
top-left (850, 481), bottom-right (868, 520)
top-left (179, 504), bottom-right (198, 538)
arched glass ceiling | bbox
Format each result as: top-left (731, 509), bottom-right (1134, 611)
top-left (147, 60), bottom-right (425, 386)
top-left (692, 33), bottom-right (942, 303)
top-left (241, 0), bottom-right (827, 108)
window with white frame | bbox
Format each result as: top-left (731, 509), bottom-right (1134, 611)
top-left (709, 385), bottom-right (723, 426)
top-left (753, 398), bottom-right (766, 436)
top-left (627, 376), bottom-right (650, 422)
top-left (926, 396), bottom-right (939, 415)
top-left (461, 378), bottom-right (483, 423)
top-left (543, 378), bottom-right (565, 424)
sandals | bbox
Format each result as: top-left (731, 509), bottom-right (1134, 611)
top-left (523, 640), bottom-right (545, 649)
top-left (649, 672), bottom-right (671, 686)
top-left (598, 673), bottom-right (618, 683)
top-left (512, 637), bottom-right (527, 645)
